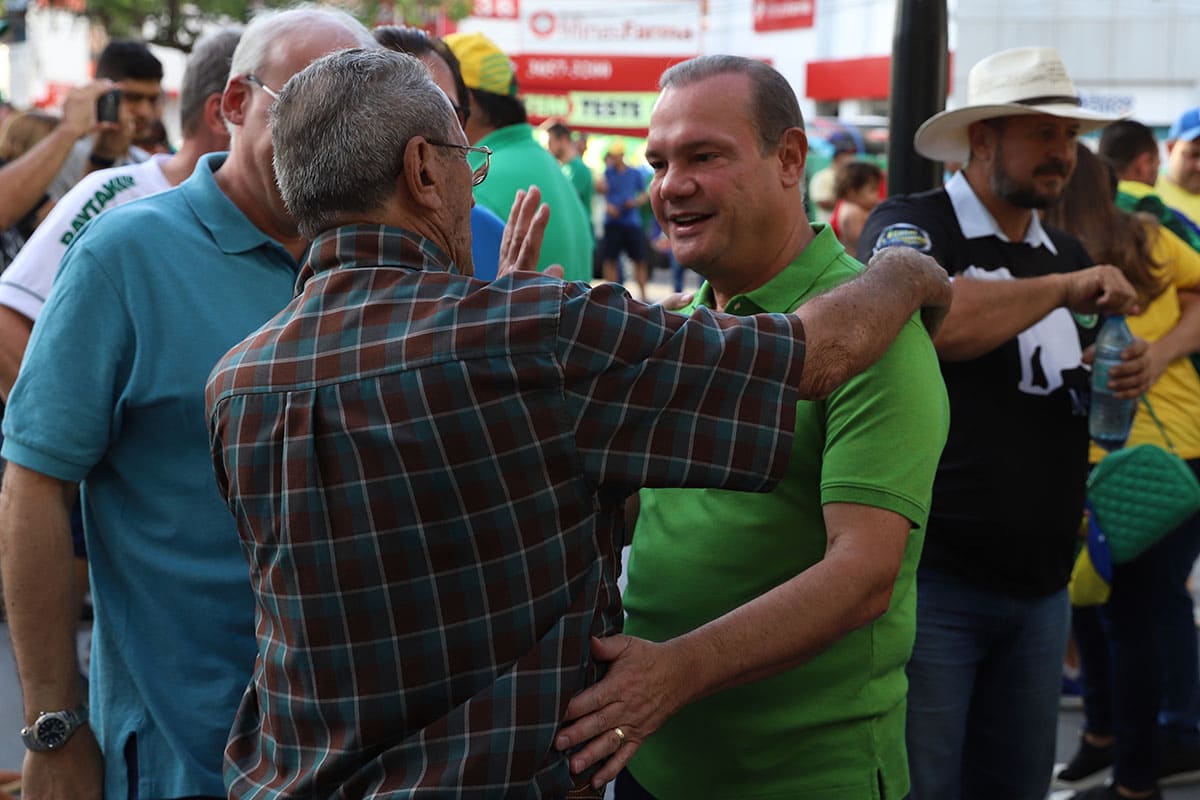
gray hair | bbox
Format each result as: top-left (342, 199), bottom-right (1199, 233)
top-left (180, 26), bottom-right (242, 137)
top-left (660, 55), bottom-right (803, 154)
top-left (229, 5), bottom-right (375, 82)
top-left (271, 48), bottom-right (457, 239)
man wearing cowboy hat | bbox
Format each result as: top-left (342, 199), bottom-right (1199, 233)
top-left (860, 46), bottom-right (1153, 800)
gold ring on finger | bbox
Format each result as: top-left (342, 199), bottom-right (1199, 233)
top-left (613, 727), bottom-right (626, 744)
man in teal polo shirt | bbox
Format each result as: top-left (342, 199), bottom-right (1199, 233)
top-left (0, 9), bottom-right (377, 799)
top-left (445, 32), bottom-right (594, 283)
top-left (554, 55), bottom-right (949, 799)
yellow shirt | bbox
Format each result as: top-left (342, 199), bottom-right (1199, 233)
top-left (1090, 225), bottom-right (1200, 461)
top-left (1155, 176), bottom-right (1200, 229)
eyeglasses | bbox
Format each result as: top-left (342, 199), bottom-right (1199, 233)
top-left (244, 74), bottom-right (280, 101)
top-left (427, 141), bottom-right (492, 186)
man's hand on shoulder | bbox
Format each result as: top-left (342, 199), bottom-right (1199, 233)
top-left (866, 247), bottom-right (952, 337)
top-left (1061, 265), bottom-right (1140, 316)
top-left (22, 724), bottom-right (103, 800)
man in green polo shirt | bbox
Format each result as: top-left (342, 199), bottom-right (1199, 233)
top-left (553, 55), bottom-right (949, 799)
top-left (444, 32), bottom-right (593, 283)
top-left (546, 121), bottom-right (595, 218)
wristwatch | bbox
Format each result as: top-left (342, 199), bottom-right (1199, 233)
top-left (20, 705), bottom-right (87, 752)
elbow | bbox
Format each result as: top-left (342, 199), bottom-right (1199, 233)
top-left (931, 328), bottom-right (980, 362)
top-left (797, 359), bottom-right (849, 401)
top-left (841, 581), bottom-right (895, 633)
top-left (796, 337), bottom-right (856, 400)
top-left (848, 562), bottom-right (902, 630)
top-left (861, 583), bottom-right (895, 625)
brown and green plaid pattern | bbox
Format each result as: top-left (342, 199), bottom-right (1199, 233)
top-left (206, 224), bottom-right (806, 798)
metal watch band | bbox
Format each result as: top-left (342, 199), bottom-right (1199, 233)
top-left (20, 704), bottom-right (88, 752)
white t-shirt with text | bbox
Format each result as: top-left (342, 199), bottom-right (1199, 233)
top-left (0, 154), bottom-right (172, 322)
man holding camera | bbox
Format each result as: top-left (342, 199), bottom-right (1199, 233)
top-left (47, 40), bottom-right (163, 201)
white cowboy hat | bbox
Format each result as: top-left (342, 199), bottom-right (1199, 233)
top-left (914, 47), bottom-right (1123, 162)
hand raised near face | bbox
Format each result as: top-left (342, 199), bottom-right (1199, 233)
top-left (497, 186), bottom-right (563, 280)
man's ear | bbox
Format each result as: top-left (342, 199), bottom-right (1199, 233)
top-left (966, 121), bottom-right (995, 165)
top-left (401, 136), bottom-right (446, 212)
top-left (221, 77), bottom-right (250, 128)
top-left (778, 127), bottom-right (808, 188)
top-left (204, 93), bottom-right (226, 137)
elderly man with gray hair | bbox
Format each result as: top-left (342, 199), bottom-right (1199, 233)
top-left (207, 47), bottom-right (952, 797)
top-left (0, 7), bottom-right (375, 800)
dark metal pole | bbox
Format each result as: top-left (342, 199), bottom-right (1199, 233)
top-left (887, 0), bottom-right (948, 196)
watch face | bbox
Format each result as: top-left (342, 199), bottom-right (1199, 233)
top-left (37, 716), bottom-right (68, 748)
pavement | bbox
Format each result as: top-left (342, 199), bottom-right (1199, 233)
top-left (1052, 709), bottom-right (1200, 799)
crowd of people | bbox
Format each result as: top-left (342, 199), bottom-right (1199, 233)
top-left (0, 11), bottom-right (1194, 800)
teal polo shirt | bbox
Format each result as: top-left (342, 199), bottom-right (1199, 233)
top-left (3, 152), bottom-right (299, 800)
top-left (471, 123), bottom-right (594, 283)
top-left (623, 224), bottom-right (949, 799)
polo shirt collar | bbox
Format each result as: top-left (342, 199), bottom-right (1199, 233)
top-left (945, 170), bottom-right (1058, 255)
top-left (693, 224), bottom-right (843, 315)
top-left (180, 152), bottom-right (297, 259)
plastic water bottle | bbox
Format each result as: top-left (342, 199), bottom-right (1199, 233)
top-left (1089, 314), bottom-right (1137, 452)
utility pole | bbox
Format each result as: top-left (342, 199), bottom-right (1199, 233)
top-left (887, 0), bottom-right (947, 196)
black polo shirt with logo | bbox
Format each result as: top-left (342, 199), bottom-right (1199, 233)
top-left (859, 174), bottom-right (1096, 598)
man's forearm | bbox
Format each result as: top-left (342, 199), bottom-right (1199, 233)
top-left (794, 247), bottom-right (950, 399)
top-left (0, 464), bottom-right (83, 718)
top-left (0, 305), bottom-right (34, 403)
top-left (932, 274), bottom-right (1068, 361)
top-left (667, 505), bottom-right (906, 704)
top-left (0, 126), bottom-right (81, 229)
top-left (554, 507), bottom-right (910, 779)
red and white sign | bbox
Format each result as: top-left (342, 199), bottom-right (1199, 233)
top-left (520, 0), bottom-right (702, 57)
top-left (472, 0), bottom-right (519, 19)
top-left (513, 54), bottom-right (691, 93)
top-left (753, 0), bottom-right (815, 32)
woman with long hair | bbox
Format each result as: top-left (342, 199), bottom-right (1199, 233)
top-left (1045, 143), bottom-right (1200, 800)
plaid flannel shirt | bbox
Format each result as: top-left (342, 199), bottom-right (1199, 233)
top-left (207, 224), bottom-right (807, 798)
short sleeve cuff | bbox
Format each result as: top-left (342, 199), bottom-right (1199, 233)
top-left (820, 484), bottom-right (928, 528)
top-left (0, 282), bottom-right (44, 323)
top-left (0, 434), bottom-right (92, 482)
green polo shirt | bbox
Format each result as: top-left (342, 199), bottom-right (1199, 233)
top-left (470, 123), bottom-right (594, 282)
top-left (624, 224), bottom-right (949, 800)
